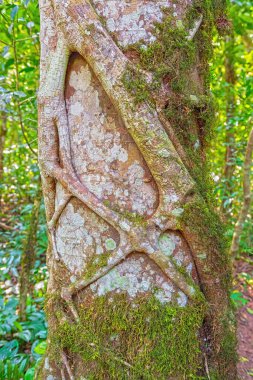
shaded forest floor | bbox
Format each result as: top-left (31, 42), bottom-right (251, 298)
top-left (236, 258), bottom-right (253, 379)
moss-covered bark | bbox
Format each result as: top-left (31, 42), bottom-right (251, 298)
top-left (38, 0), bottom-right (237, 379)
top-left (47, 295), bottom-right (205, 379)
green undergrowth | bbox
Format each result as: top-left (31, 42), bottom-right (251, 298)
top-left (50, 295), bottom-right (206, 379)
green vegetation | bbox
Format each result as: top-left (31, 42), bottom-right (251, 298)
top-left (211, 0), bottom-right (253, 251)
top-left (0, 1), bottom-right (47, 378)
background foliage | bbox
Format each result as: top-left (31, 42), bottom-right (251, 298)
top-left (211, 0), bottom-right (253, 254)
top-left (0, 0), bottom-right (252, 378)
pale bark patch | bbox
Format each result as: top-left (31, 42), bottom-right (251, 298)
top-left (92, 0), bottom-right (170, 47)
top-left (65, 55), bottom-right (158, 216)
top-left (55, 199), bottom-right (119, 274)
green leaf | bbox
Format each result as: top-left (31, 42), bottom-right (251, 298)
top-left (14, 321), bottom-right (23, 332)
top-left (14, 329), bottom-right (32, 342)
top-left (5, 58), bottom-right (14, 68)
top-left (34, 340), bottom-right (47, 355)
top-left (13, 91), bottom-right (26, 98)
top-left (10, 5), bottom-right (19, 20)
top-left (25, 367), bottom-right (35, 380)
top-left (0, 340), bottom-right (19, 360)
top-left (230, 291), bottom-right (249, 307)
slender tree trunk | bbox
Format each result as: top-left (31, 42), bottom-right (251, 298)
top-left (221, 34), bottom-right (237, 216)
top-left (37, 1), bottom-right (237, 379)
top-left (0, 112), bottom-right (7, 204)
top-left (230, 125), bottom-right (253, 258)
top-left (19, 184), bottom-right (42, 321)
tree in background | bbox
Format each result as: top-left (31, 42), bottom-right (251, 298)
top-left (19, 183), bottom-right (42, 321)
top-left (230, 124), bottom-right (253, 258)
top-left (37, 1), bottom-right (237, 379)
top-left (212, 0), bottom-right (253, 255)
top-left (0, 2), bottom-right (47, 379)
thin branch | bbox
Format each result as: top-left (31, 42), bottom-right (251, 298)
top-left (0, 221), bottom-right (15, 231)
top-left (0, 38), bottom-right (11, 46)
top-left (12, 28), bottom-right (37, 157)
top-left (16, 35), bottom-right (39, 43)
top-left (19, 95), bottom-right (36, 105)
top-left (204, 353), bottom-right (211, 380)
top-left (0, 11), bottom-right (10, 23)
top-left (61, 352), bottom-right (75, 380)
top-left (60, 368), bottom-right (66, 380)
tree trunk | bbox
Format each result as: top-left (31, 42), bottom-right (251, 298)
top-left (230, 125), bottom-right (253, 258)
top-left (19, 183), bottom-right (42, 321)
top-left (37, 1), bottom-right (237, 379)
top-left (0, 111), bottom-right (7, 204)
top-left (220, 34), bottom-right (237, 217)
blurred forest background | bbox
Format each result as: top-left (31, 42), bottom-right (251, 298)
top-left (0, 0), bottom-right (252, 379)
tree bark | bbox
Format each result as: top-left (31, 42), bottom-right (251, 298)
top-left (37, 1), bottom-right (237, 379)
top-left (220, 34), bottom-right (237, 217)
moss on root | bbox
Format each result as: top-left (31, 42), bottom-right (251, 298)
top-left (219, 310), bottom-right (238, 375)
top-left (181, 199), bottom-right (228, 258)
top-left (49, 294), bottom-right (206, 379)
top-left (179, 196), bottom-right (238, 379)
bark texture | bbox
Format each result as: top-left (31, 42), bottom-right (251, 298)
top-left (221, 34), bottom-right (237, 217)
top-left (37, 1), bottom-right (237, 379)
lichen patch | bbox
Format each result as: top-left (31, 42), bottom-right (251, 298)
top-left (55, 199), bottom-right (119, 274)
top-left (93, 0), bottom-right (171, 47)
top-left (89, 253), bottom-right (186, 306)
top-left (65, 54), bottom-right (158, 216)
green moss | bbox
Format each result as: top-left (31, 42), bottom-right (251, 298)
top-left (118, 209), bottom-right (147, 226)
top-left (81, 252), bottom-right (111, 282)
top-left (121, 1), bottom-right (224, 201)
top-left (219, 308), bottom-right (238, 374)
top-left (181, 198), bottom-right (228, 261)
top-left (122, 66), bottom-right (151, 105)
top-left (105, 202), bottom-right (148, 227)
top-left (49, 294), bottom-right (206, 379)
top-left (103, 199), bottom-right (111, 207)
top-left (122, 13), bottom-right (197, 105)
